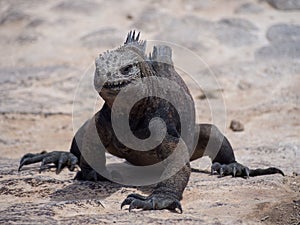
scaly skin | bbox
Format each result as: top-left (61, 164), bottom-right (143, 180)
top-left (18, 31), bottom-right (284, 213)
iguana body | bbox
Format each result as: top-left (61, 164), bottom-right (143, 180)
top-left (19, 31), bottom-right (284, 213)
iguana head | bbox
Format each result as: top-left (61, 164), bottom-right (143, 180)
top-left (94, 31), bottom-right (150, 104)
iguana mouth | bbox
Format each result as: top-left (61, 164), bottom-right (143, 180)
top-left (103, 80), bottom-right (131, 89)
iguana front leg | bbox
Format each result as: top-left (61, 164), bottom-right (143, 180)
top-left (17, 117), bottom-right (96, 175)
top-left (121, 134), bottom-right (190, 213)
top-left (18, 111), bottom-right (110, 180)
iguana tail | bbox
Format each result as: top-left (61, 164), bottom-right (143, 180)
top-left (249, 167), bottom-right (284, 177)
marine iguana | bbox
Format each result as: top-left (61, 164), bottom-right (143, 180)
top-left (18, 31), bottom-right (284, 213)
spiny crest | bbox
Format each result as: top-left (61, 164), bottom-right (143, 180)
top-left (124, 30), bottom-right (140, 44)
top-left (124, 30), bottom-right (146, 53)
top-left (96, 30), bottom-right (147, 68)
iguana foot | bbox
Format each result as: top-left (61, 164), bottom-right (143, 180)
top-left (74, 170), bottom-right (110, 181)
top-left (121, 193), bottom-right (182, 213)
top-left (18, 151), bottom-right (78, 174)
top-left (211, 162), bottom-right (250, 178)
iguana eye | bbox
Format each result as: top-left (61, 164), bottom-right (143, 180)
top-left (120, 64), bottom-right (133, 75)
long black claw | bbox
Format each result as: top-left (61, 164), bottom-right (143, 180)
top-left (121, 197), bottom-right (135, 209)
top-left (56, 154), bottom-right (68, 174)
top-left (18, 151), bottom-right (47, 171)
top-left (211, 162), bottom-right (221, 175)
top-left (169, 200), bottom-right (183, 213)
top-left (68, 156), bottom-right (78, 171)
top-left (232, 165), bottom-right (237, 177)
top-left (277, 168), bottom-right (285, 176)
top-left (219, 167), bottom-right (224, 177)
top-left (126, 193), bottom-right (147, 200)
top-left (18, 161), bottom-right (25, 172)
top-left (244, 167), bottom-right (250, 178)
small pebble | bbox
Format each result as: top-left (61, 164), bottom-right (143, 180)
top-left (230, 120), bottom-right (244, 132)
top-left (261, 215), bottom-right (269, 221)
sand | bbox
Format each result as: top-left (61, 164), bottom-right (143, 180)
top-left (0, 0), bottom-right (299, 224)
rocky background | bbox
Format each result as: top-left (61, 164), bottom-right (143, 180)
top-left (0, 0), bottom-right (299, 224)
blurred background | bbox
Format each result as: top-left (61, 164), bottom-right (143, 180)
top-left (1, 0), bottom-right (299, 163)
top-left (0, 0), bottom-right (299, 224)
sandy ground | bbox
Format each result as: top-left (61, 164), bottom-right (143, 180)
top-left (0, 0), bottom-right (299, 224)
